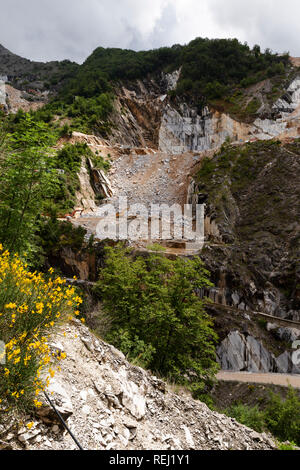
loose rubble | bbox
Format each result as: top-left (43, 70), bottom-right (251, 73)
top-left (1, 320), bottom-right (277, 450)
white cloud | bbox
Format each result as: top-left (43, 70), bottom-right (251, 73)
top-left (208, 0), bottom-right (300, 55)
top-left (0, 0), bottom-right (299, 63)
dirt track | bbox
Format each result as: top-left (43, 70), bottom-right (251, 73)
top-left (217, 371), bottom-right (300, 389)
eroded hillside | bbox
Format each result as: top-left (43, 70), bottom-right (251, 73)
top-left (1, 319), bottom-right (277, 451)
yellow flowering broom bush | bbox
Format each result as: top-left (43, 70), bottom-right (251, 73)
top-left (0, 245), bottom-right (82, 412)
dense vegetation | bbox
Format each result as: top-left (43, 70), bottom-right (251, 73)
top-left (46, 91), bottom-right (114, 136)
top-left (81, 39), bottom-right (288, 92)
top-left (174, 38), bottom-right (289, 100)
top-left (0, 111), bottom-right (107, 264)
top-left (0, 113), bottom-right (58, 258)
top-left (43, 141), bottom-right (101, 216)
top-left (67, 38), bottom-right (289, 117)
top-left (225, 387), bottom-right (300, 447)
top-left (94, 245), bottom-right (219, 395)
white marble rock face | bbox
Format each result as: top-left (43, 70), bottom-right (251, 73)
top-left (158, 77), bottom-right (300, 154)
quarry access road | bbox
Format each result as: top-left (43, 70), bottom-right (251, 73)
top-left (217, 371), bottom-right (300, 389)
top-left (208, 301), bottom-right (300, 329)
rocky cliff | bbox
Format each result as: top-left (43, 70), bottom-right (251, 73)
top-left (189, 139), bottom-right (300, 373)
top-left (217, 330), bottom-right (300, 374)
top-left (109, 69), bottom-right (300, 155)
top-left (192, 140), bottom-right (300, 319)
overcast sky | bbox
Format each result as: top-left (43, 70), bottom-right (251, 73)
top-left (0, 0), bottom-right (299, 63)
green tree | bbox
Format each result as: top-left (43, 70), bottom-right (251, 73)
top-left (0, 115), bottom-right (56, 257)
top-left (95, 245), bottom-right (219, 392)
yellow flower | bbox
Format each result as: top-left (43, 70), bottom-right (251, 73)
top-left (24, 354), bottom-right (31, 366)
top-left (35, 302), bottom-right (44, 314)
top-left (26, 422), bottom-right (34, 430)
top-left (0, 250), bottom-right (85, 408)
top-left (5, 303), bottom-right (17, 309)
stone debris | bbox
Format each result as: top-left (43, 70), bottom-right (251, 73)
top-left (3, 320), bottom-right (277, 450)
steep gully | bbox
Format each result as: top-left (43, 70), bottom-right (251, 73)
top-left (62, 69), bottom-right (300, 377)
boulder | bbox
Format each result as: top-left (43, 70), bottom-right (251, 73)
top-left (276, 351), bottom-right (300, 374)
top-left (36, 380), bottom-right (73, 424)
top-left (217, 331), bottom-right (246, 371)
top-left (275, 327), bottom-right (300, 344)
top-left (217, 330), bottom-right (276, 372)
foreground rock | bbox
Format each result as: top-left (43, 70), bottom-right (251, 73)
top-left (5, 320), bottom-right (277, 450)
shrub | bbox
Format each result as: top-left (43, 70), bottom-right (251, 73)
top-left (55, 142), bottom-right (89, 173)
top-left (0, 246), bottom-right (82, 412)
top-left (278, 441), bottom-right (297, 450)
top-left (204, 81), bottom-right (228, 99)
top-left (245, 97), bottom-right (260, 115)
top-left (146, 243), bottom-right (166, 252)
top-left (225, 388), bottom-right (300, 446)
top-left (226, 403), bottom-right (266, 433)
top-left (116, 329), bottom-right (156, 369)
top-left (59, 123), bottom-right (72, 138)
top-left (264, 387), bottom-right (300, 445)
top-left (94, 245), bottom-right (219, 392)
top-left (38, 217), bottom-right (86, 261)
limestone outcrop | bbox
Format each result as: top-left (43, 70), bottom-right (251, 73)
top-left (109, 70), bottom-right (300, 155)
top-left (217, 330), bottom-right (300, 374)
